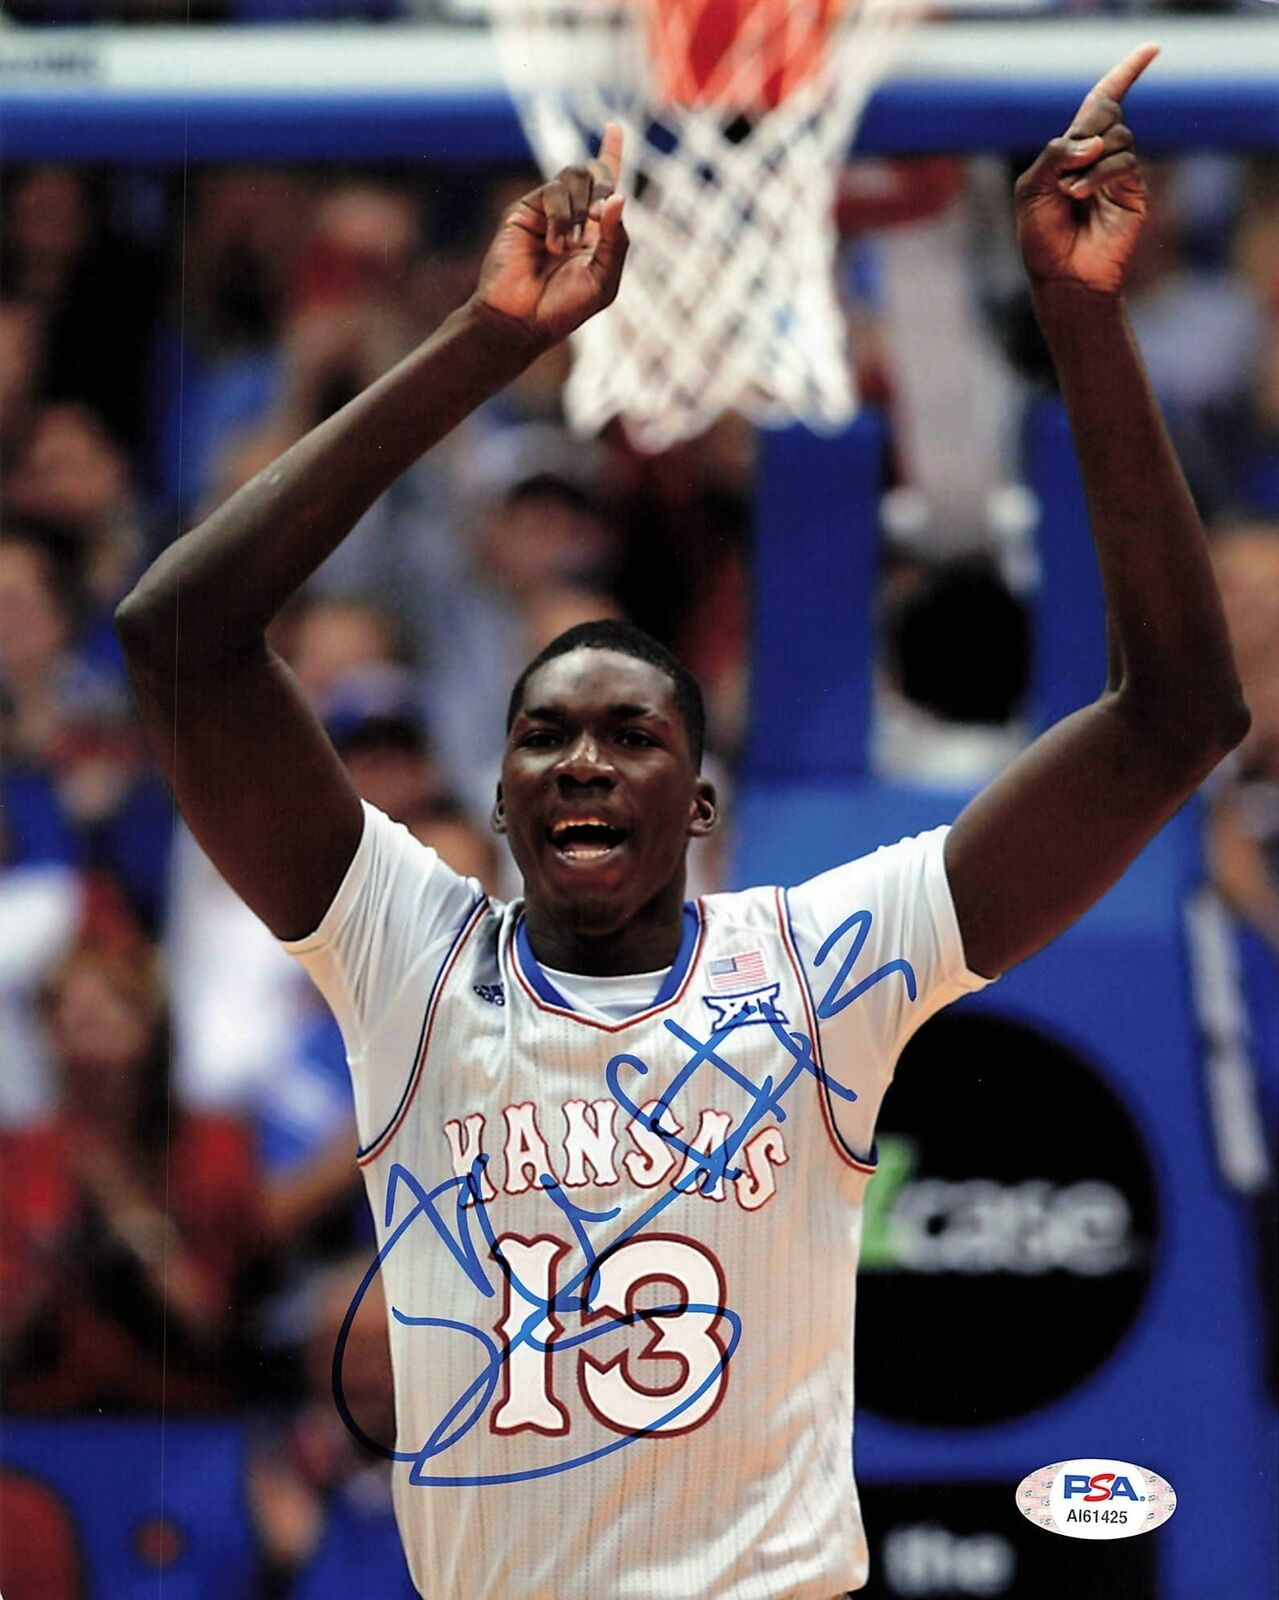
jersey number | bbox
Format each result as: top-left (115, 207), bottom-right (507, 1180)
top-left (493, 1233), bottom-right (731, 1438)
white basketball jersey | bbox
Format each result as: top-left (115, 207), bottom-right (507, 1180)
top-left (284, 803), bottom-right (991, 1600)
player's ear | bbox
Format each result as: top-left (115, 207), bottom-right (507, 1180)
top-left (688, 776), bottom-right (718, 838)
top-left (491, 784), bottom-right (508, 835)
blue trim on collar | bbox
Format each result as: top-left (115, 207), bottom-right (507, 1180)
top-left (515, 902), bottom-right (700, 1016)
top-left (651, 903), bottom-right (701, 1007)
top-left (515, 917), bottom-right (572, 1009)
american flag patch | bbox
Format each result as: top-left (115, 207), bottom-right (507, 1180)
top-left (708, 950), bottom-right (768, 991)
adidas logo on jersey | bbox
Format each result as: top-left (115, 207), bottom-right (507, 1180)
top-left (442, 1099), bottom-right (789, 1212)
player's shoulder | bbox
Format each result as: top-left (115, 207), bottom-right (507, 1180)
top-left (766, 825), bottom-right (954, 951)
top-left (694, 883), bottom-right (797, 964)
top-left (793, 824), bottom-right (950, 899)
top-left (284, 799), bottom-right (500, 961)
top-left (697, 881), bottom-right (786, 925)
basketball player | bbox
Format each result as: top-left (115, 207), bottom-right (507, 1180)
top-left (118, 54), bottom-right (1247, 1599)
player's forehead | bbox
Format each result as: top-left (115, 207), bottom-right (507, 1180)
top-left (513, 648), bottom-right (679, 724)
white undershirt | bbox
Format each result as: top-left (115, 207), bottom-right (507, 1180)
top-left (540, 964), bottom-right (671, 1023)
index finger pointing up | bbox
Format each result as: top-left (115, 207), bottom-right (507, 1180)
top-left (1072, 41), bottom-right (1160, 127)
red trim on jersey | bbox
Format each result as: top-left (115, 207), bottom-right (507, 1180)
top-left (357, 897), bottom-right (489, 1168)
top-left (506, 904), bottom-right (707, 1033)
top-left (774, 887), bottom-right (877, 1176)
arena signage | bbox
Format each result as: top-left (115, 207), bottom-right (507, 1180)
top-left (856, 1011), bottom-right (1159, 1426)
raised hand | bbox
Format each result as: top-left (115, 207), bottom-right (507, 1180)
top-left (471, 123), bottom-right (629, 349)
top-left (1016, 44), bottom-right (1158, 295)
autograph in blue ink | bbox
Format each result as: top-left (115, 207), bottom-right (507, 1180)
top-left (333, 908), bottom-right (916, 1486)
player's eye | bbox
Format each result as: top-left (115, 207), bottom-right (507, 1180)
top-left (519, 728), bottom-right (561, 748)
top-left (617, 728), bottom-right (657, 748)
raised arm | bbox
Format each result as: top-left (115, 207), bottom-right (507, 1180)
top-left (945, 47), bottom-right (1250, 979)
top-left (116, 136), bottom-right (627, 940)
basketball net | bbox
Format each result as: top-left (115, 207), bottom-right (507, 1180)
top-left (472, 0), bottom-right (922, 450)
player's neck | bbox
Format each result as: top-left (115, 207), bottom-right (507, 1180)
top-left (522, 879), bottom-right (688, 977)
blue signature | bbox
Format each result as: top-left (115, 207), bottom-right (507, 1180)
top-left (333, 909), bottom-right (916, 1486)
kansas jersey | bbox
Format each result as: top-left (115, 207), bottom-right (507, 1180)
top-left (284, 803), bottom-right (991, 1600)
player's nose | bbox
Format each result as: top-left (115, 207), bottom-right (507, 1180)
top-left (555, 732), bottom-right (614, 787)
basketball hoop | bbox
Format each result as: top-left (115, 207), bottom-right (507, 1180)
top-left (469, 0), bottom-right (921, 449)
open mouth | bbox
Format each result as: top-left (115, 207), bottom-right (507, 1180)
top-left (548, 819), bottom-right (629, 862)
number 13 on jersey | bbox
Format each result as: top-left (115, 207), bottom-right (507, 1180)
top-left (494, 1232), bottom-right (737, 1437)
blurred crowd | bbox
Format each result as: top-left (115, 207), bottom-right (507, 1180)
top-left (1, 137), bottom-right (1277, 1595)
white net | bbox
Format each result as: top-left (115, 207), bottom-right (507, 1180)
top-left (474, 0), bottom-right (921, 450)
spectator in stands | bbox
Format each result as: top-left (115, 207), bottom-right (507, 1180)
top-left (521, 584), bottom-right (622, 660)
top-left (0, 529), bottom-right (173, 928)
top-left (2, 168), bottom-right (92, 308)
top-left (0, 938), bottom-right (262, 1413)
top-left (166, 169), bottom-right (316, 518)
top-left (1124, 158), bottom-right (1269, 517)
top-left (4, 402), bottom-right (147, 638)
top-left (1205, 518), bottom-right (1279, 1133)
top-left (0, 531), bottom-right (92, 769)
top-left (277, 593), bottom-right (409, 708)
top-left (250, 1258), bottom-right (415, 1600)
top-left (191, 178), bottom-right (419, 523)
top-left (0, 167), bottom-right (163, 458)
top-left (321, 664), bottom-right (445, 825)
top-left (0, 841), bottom-right (80, 1129)
top-left (1207, 520), bottom-right (1279, 955)
top-left (0, 301), bottom-right (42, 463)
top-left (1236, 156), bottom-right (1279, 507)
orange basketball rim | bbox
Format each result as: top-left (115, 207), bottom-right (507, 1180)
top-left (645, 0), bottom-right (845, 113)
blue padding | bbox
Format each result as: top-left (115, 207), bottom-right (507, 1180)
top-left (857, 78), bottom-right (1279, 156)
top-left (0, 1418), bottom-right (256, 1600)
top-left (1025, 397), bottom-right (1109, 732)
top-left (3, 79), bottom-right (1275, 163)
top-left (0, 91), bottom-right (525, 163)
top-left (732, 772), bottom-right (1206, 911)
top-left (746, 414), bottom-right (885, 784)
top-left (732, 777), bottom-right (1278, 1600)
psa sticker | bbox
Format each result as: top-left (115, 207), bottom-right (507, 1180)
top-left (1017, 1458), bottom-right (1177, 1540)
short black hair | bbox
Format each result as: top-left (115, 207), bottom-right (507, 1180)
top-left (506, 619), bottom-right (706, 767)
